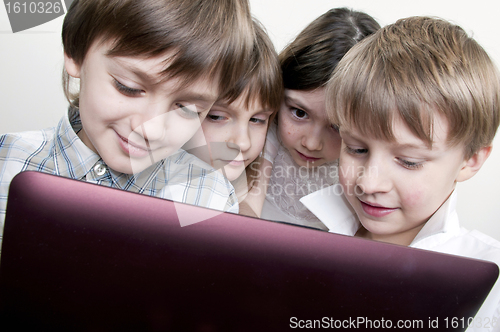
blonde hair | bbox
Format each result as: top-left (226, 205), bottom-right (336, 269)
top-left (327, 16), bottom-right (500, 158)
top-left (62, 0), bottom-right (254, 107)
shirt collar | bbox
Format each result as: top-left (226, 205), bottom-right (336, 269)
top-left (52, 107), bottom-right (101, 180)
top-left (411, 189), bottom-right (461, 245)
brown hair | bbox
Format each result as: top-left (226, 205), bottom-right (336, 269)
top-left (217, 19), bottom-right (283, 187)
top-left (327, 16), bottom-right (500, 158)
top-left (220, 19), bottom-right (283, 116)
top-left (280, 7), bottom-right (380, 91)
top-left (62, 0), bottom-right (254, 107)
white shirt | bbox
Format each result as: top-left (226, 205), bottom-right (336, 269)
top-left (301, 186), bottom-right (500, 332)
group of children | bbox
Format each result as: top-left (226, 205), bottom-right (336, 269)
top-left (1, 0), bottom-right (499, 329)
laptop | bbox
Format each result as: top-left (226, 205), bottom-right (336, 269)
top-left (0, 171), bottom-right (498, 331)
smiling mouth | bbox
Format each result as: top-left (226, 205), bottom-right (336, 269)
top-left (296, 150), bottom-right (321, 162)
top-left (117, 132), bottom-right (154, 159)
top-left (119, 134), bottom-right (150, 151)
top-left (358, 199), bottom-right (398, 218)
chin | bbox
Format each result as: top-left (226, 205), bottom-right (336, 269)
top-left (293, 158), bottom-right (324, 168)
top-left (226, 170), bottom-right (245, 182)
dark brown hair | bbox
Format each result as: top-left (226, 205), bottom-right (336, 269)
top-left (280, 7), bottom-right (380, 91)
top-left (62, 0), bottom-right (254, 106)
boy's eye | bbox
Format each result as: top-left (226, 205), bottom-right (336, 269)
top-left (207, 114), bottom-right (227, 122)
top-left (345, 145), bottom-right (368, 155)
top-left (396, 158), bottom-right (424, 170)
top-left (176, 103), bottom-right (199, 119)
top-left (249, 116), bottom-right (268, 125)
top-left (331, 124), bottom-right (340, 132)
top-left (290, 108), bottom-right (308, 120)
top-left (113, 79), bottom-right (144, 97)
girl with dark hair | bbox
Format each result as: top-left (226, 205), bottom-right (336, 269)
top-left (258, 8), bottom-right (380, 228)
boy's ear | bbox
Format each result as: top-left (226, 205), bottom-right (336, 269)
top-left (456, 146), bottom-right (492, 182)
top-left (64, 53), bottom-right (81, 78)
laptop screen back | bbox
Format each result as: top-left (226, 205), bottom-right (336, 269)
top-left (0, 171), bottom-right (497, 331)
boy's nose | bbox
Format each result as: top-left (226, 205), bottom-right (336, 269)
top-left (355, 161), bottom-right (391, 195)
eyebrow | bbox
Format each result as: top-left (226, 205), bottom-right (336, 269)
top-left (396, 142), bottom-right (433, 151)
top-left (341, 130), bottom-right (431, 151)
top-left (284, 95), bottom-right (310, 112)
top-left (111, 58), bottom-right (158, 82)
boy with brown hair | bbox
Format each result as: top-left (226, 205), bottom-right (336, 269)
top-left (323, 16), bottom-right (500, 329)
top-left (0, 0), bottom-right (256, 247)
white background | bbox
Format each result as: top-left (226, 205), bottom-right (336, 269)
top-left (1, 0), bottom-right (499, 240)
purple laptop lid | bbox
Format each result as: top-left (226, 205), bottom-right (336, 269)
top-left (0, 171), bottom-right (498, 331)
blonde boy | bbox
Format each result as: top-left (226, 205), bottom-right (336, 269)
top-left (0, 0), bottom-right (255, 247)
top-left (324, 17), bottom-right (500, 330)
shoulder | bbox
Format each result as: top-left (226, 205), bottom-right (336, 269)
top-left (437, 227), bottom-right (500, 265)
top-left (0, 127), bottom-right (56, 169)
top-left (1, 127), bottom-right (55, 152)
top-left (0, 128), bottom-right (58, 212)
top-left (462, 229), bottom-right (500, 262)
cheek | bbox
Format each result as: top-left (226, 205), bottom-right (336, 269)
top-left (397, 180), bottom-right (432, 217)
top-left (245, 128), bottom-right (267, 160)
top-left (80, 81), bottom-right (127, 123)
top-left (200, 123), bottom-right (222, 145)
top-left (401, 188), bottom-right (424, 208)
top-left (166, 117), bottom-right (202, 148)
top-left (252, 126), bottom-right (268, 149)
top-left (338, 157), bottom-right (355, 185)
top-left (339, 150), bottom-right (359, 177)
top-left (278, 116), bottom-right (301, 149)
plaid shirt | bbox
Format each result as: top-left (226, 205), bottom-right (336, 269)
top-left (0, 108), bottom-right (238, 245)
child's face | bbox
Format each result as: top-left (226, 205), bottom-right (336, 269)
top-left (64, 40), bottom-right (218, 175)
top-left (278, 88), bottom-right (341, 168)
top-left (186, 93), bottom-right (273, 182)
top-left (339, 114), bottom-right (467, 245)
